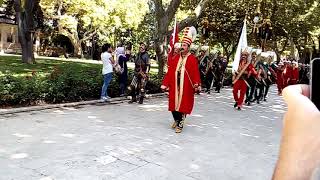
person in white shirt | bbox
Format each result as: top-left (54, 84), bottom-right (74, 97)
top-left (100, 43), bottom-right (115, 101)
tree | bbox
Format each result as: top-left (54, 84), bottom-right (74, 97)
top-left (40, 0), bottom-right (148, 58)
top-left (13, 0), bottom-right (41, 64)
top-left (196, 0), bottom-right (320, 62)
top-left (200, 0), bottom-right (249, 62)
top-left (152, 0), bottom-right (210, 78)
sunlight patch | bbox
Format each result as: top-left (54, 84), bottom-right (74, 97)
top-left (190, 164), bottom-right (200, 170)
top-left (13, 133), bottom-right (32, 138)
top-left (104, 146), bottom-right (114, 151)
top-left (53, 110), bottom-right (65, 114)
top-left (260, 116), bottom-right (269, 119)
top-left (76, 140), bottom-right (88, 144)
top-left (191, 114), bottom-right (204, 118)
top-left (95, 120), bottom-right (105, 123)
top-left (240, 133), bottom-right (259, 139)
top-left (39, 177), bottom-right (54, 180)
top-left (272, 109), bottom-right (286, 113)
top-left (95, 155), bottom-right (117, 165)
top-left (60, 134), bottom-right (75, 138)
top-left (10, 153), bottom-right (28, 159)
top-left (43, 140), bottom-right (56, 144)
top-left (171, 144), bottom-right (182, 149)
top-left (187, 124), bottom-right (203, 128)
top-left (143, 142), bottom-right (153, 145)
top-left (62, 107), bottom-right (77, 111)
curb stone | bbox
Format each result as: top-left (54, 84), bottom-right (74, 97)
top-left (0, 93), bottom-right (166, 115)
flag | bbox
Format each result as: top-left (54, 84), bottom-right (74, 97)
top-left (232, 19), bottom-right (248, 73)
top-left (168, 17), bottom-right (179, 55)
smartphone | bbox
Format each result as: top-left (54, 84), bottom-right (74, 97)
top-left (310, 58), bottom-right (320, 110)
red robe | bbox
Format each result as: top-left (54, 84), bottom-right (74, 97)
top-left (276, 68), bottom-right (284, 93)
top-left (162, 53), bottom-right (201, 114)
top-left (283, 66), bottom-right (292, 87)
top-left (290, 68), bottom-right (299, 85)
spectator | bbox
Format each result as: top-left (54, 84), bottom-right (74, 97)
top-left (116, 47), bottom-right (129, 96)
top-left (100, 43), bottom-right (114, 101)
top-left (128, 42), bottom-right (150, 104)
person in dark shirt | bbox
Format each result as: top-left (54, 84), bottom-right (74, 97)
top-left (128, 42), bottom-right (150, 104)
top-left (116, 47), bottom-right (129, 96)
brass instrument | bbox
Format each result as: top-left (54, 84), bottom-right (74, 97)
top-left (232, 62), bottom-right (251, 84)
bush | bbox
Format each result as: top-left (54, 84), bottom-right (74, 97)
top-left (0, 64), bottom-right (232, 107)
top-left (0, 74), bottom-right (46, 106)
top-left (45, 65), bottom-right (103, 103)
top-left (0, 65), bottom-right (162, 107)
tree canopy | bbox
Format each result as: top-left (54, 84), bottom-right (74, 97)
top-left (1, 0), bottom-right (319, 63)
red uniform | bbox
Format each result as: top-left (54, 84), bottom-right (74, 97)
top-left (290, 68), bottom-right (299, 85)
top-left (283, 66), bottom-right (292, 88)
top-left (276, 68), bottom-right (284, 94)
top-left (162, 53), bottom-right (201, 114)
top-left (233, 61), bottom-right (257, 108)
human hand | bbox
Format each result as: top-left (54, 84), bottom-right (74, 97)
top-left (194, 85), bottom-right (201, 93)
top-left (161, 85), bottom-right (168, 92)
top-left (197, 86), bottom-right (202, 92)
top-left (273, 85), bottom-right (320, 180)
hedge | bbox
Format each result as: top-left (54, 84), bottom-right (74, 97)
top-left (0, 65), bottom-right (232, 107)
top-left (0, 65), bottom-right (162, 107)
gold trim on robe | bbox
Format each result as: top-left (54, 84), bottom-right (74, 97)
top-left (174, 53), bottom-right (190, 111)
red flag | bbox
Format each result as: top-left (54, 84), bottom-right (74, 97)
top-left (168, 18), bottom-right (179, 55)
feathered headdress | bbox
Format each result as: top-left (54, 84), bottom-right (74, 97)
top-left (181, 26), bottom-right (197, 46)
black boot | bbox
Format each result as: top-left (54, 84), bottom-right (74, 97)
top-left (138, 96), bottom-right (144, 104)
top-left (234, 102), bottom-right (238, 108)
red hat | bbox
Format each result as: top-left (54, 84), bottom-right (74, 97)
top-left (181, 26), bottom-right (197, 46)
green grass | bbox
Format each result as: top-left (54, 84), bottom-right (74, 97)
top-left (0, 55), bottom-right (102, 77)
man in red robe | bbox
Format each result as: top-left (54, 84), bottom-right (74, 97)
top-left (161, 26), bottom-right (201, 133)
top-left (290, 61), bottom-right (299, 85)
top-left (276, 62), bottom-right (285, 95)
top-left (232, 51), bottom-right (257, 110)
top-left (283, 60), bottom-right (292, 88)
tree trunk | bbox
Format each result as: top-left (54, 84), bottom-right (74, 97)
top-left (153, 0), bottom-right (210, 79)
top-left (58, 28), bottom-right (83, 58)
top-left (155, 37), bottom-right (167, 78)
top-left (14, 0), bottom-right (35, 64)
top-left (73, 40), bottom-right (83, 58)
top-left (289, 38), bottom-right (295, 57)
top-left (56, 1), bottom-right (82, 58)
top-left (20, 31), bottom-right (34, 64)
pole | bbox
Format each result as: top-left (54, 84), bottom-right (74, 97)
top-left (173, 17), bottom-right (177, 45)
top-left (114, 27), bottom-right (116, 48)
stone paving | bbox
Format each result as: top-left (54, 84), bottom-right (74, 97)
top-left (0, 86), bottom-right (286, 180)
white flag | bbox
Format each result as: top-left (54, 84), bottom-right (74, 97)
top-left (232, 19), bottom-right (248, 73)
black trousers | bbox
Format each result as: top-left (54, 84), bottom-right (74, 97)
top-left (205, 72), bottom-right (214, 92)
top-left (255, 81), bottom-right (264, 102)
top-left (171, 111), bottom-right (186, 128)
top-left (246, 77), bottom-right (256, 102)
top-left (264, 86), bottom-right (269, 99)
top-left (214, 72), bottom-right (223, 92)
top-left (129, 74), bottom-right (147, 101)
top-left (200, 71), bottom-right (206, 87)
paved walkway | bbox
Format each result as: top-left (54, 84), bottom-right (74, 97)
top-left (0, 86), bottom-right (285, 180)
